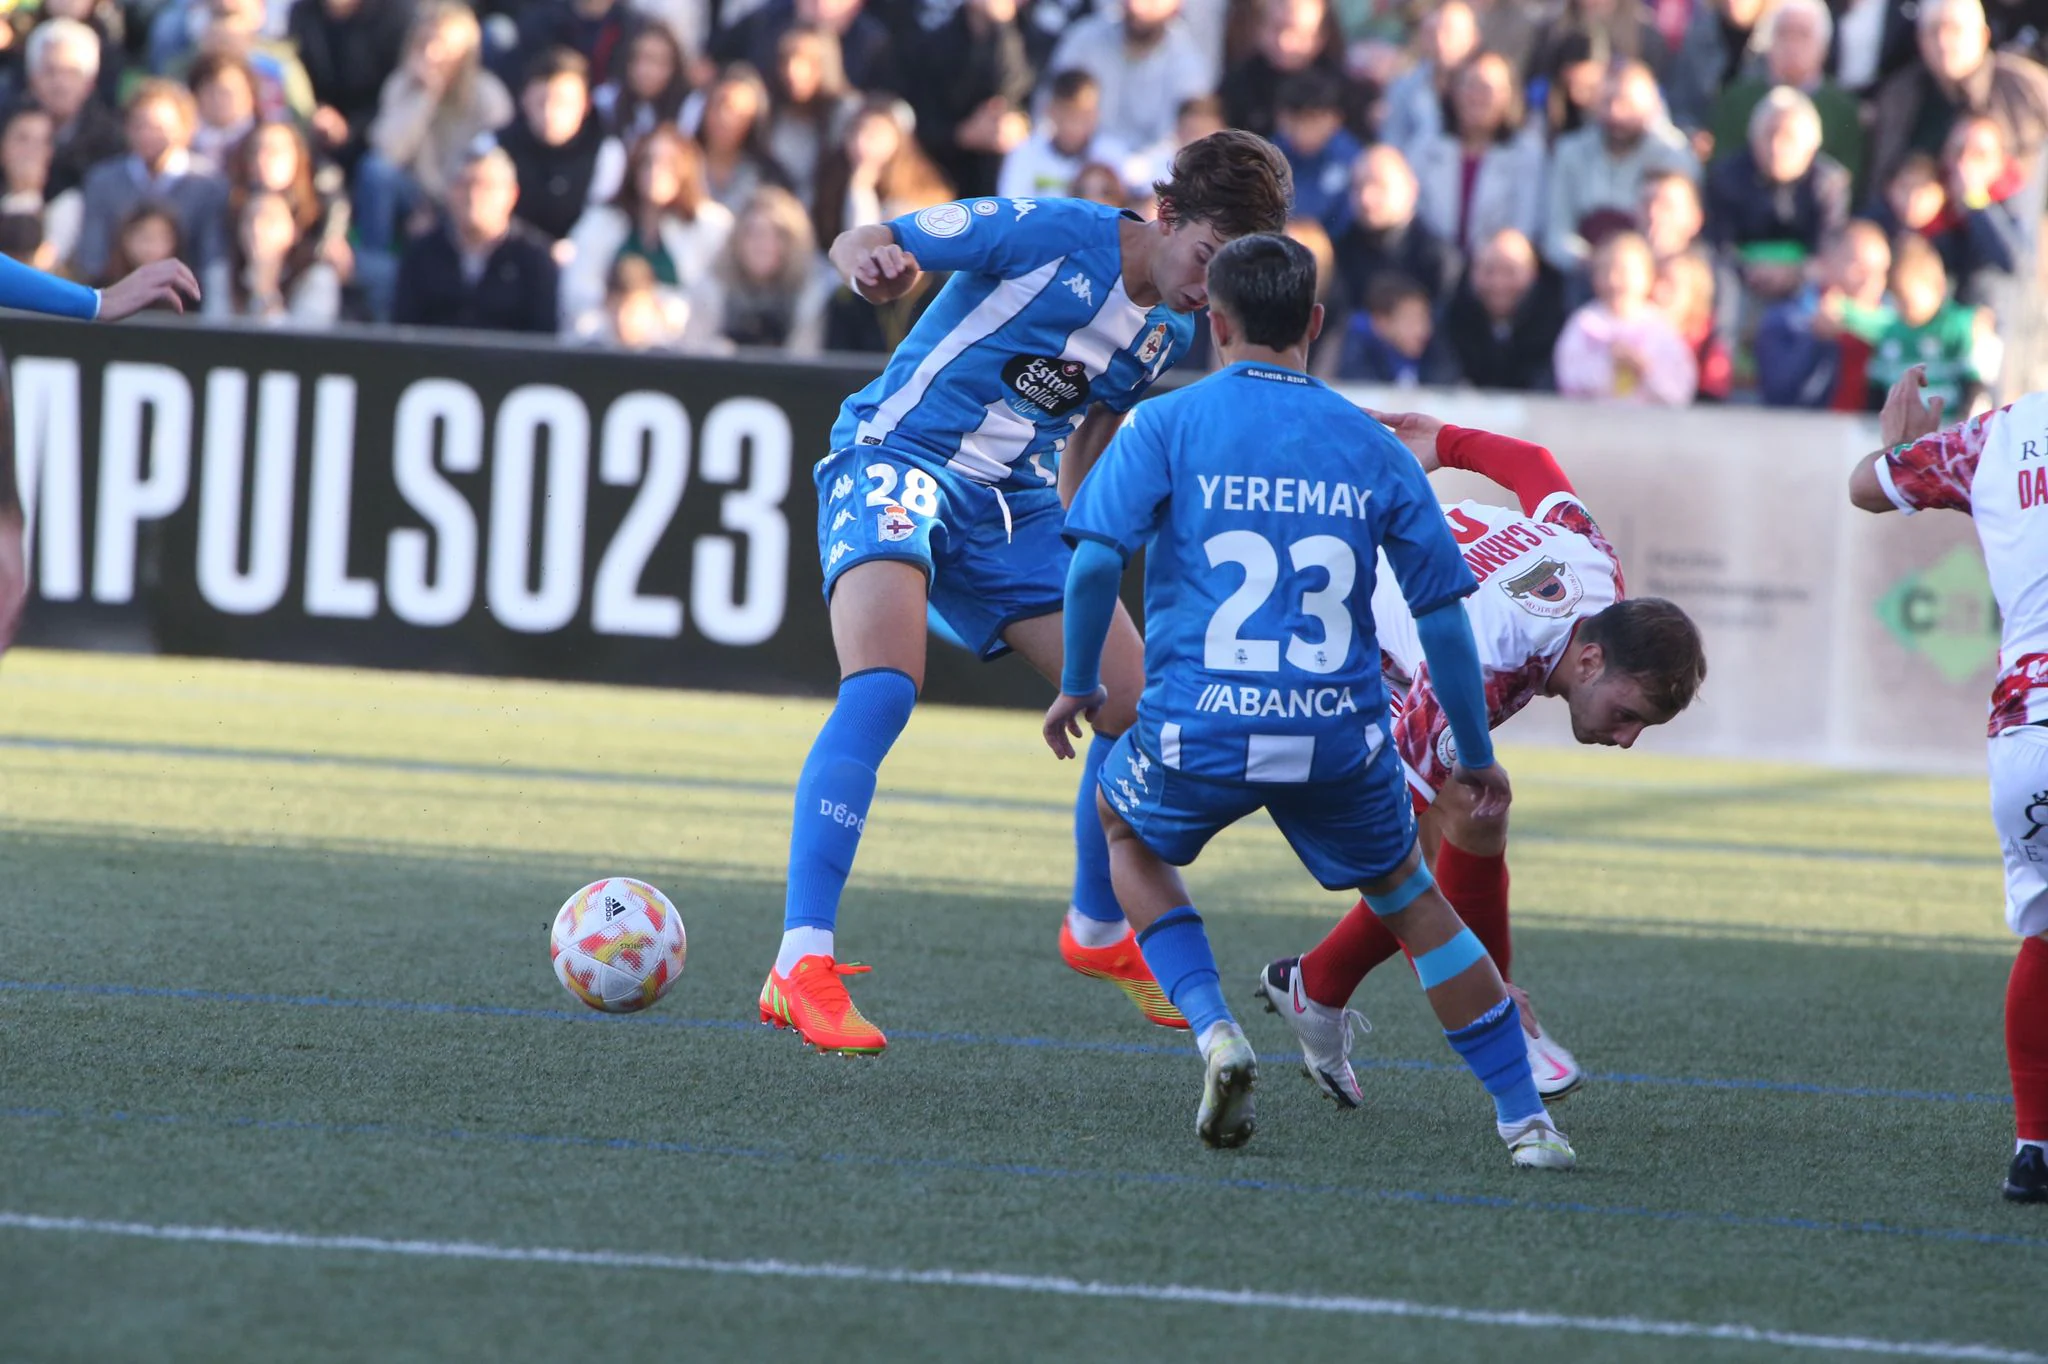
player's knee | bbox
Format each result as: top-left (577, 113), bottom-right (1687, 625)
top-left (1434, 774), bottom-right (1509, 855)
top-left (1095, 787), bottom-right (1136, 840)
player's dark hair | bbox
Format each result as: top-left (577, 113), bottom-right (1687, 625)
top-left (1364, 270), bottom-right (1428, 319)
top-left (1155, 129), bottom-right (1292, 240)
top-left (1206, 232), bottom-right (1318, 348)
top-left (1276, 67), bottom-right (1344, 116)
top-left (1048, 68), bottom-right (1099, 104)
top-left (1578, 598), bottom-right (1707, 716)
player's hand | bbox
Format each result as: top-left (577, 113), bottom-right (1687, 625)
top-left (0, 508), bottom-right (27, 658)
top-left (1449, 760), bottom-right (1511, 820)
top-left (1043, 687), bottom-right (1106, 759)
top-left (1364, 408), bottom-right (1444, 473)
top-left (97, 259), bottom-right (201, 321)
top-left (849, 244), bottom-right (922, 304)
top-left (1880, 364), bottom-right (1946, 447)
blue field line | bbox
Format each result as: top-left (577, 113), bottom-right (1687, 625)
top-left (4, 1102), bottom-right (2042, 1255)
top-left (0, 978), bottom-right (2013, 1108)
top-left (0, 734), bottom-right (1987, 867)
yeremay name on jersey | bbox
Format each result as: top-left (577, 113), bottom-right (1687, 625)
top-left (1196, 474), bottom-right (1377, 520)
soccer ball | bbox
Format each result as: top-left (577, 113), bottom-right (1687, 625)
top-left (550, 878), bottom-right (687, 1013)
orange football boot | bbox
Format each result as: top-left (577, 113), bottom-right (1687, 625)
top-left (1059, 918), bottom-right (1188, 1029)
top-left (759, 955), bottom-right (887, 1055)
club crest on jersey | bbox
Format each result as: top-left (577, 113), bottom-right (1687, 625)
top-left (1135, 323), bottom-right (1169, 365)
top-left (1501, 556), bottom-right (1584, 618)
top-left (877, 504), bottom-right (916, 542)
top-left (1002, 354), bottom-right (1092, 419)
top-left (915, 202), bottom-right (970, 238)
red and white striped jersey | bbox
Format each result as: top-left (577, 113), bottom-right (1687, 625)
top-left (1878, 396), bottom-right (2048, 736)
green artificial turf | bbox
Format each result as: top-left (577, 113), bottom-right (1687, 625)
top-left (0, 650), bottom-right (2040, 1363)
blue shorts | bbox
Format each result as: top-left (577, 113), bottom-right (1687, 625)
top-left (1098, 726), bottom-right (1417, 891)
top-left (815, 445), bottom-right (1067, 661)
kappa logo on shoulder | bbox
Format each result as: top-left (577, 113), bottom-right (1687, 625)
top-left (830, 473), bottom-right (855, 501)
top-left (1012, 198), bottom-right (1036, 220)
top-left (828, 540), bottom-right (854, 568)
top-left (1500, 556), bottom-right (1585, 619)
top-left (830, 507), bottom-right (855, 532)
top-left (1064, 272), bottom-right (1094, 306)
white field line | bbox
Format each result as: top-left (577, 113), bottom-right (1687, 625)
top-left (0, 1211), bottom-right (2036, 1362)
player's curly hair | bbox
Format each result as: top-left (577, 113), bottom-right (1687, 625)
top-left (1578, 597), bottom-right (1707, 716)
top-left (1154, 130), bottom-right (1293, 240)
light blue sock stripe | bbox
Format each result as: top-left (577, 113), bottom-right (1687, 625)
top-left (1413, 928), bottom-right (1487, 990)
top-left (1365, 862), bottom-right (1435, 917)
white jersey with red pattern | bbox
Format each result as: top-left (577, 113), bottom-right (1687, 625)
top-left (1877, 396), bottom-right (2048, 737)
top-left (1370, 490), bottom-right (1626, 800)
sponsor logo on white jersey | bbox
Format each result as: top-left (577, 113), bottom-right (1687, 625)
top-left (1195, 685), bottom-right (1358, 717)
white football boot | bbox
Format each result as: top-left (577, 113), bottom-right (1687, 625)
top-left (1195, 1020), bottom-right (1259, 1149)
top-left (1509, 984), bottom-right (1586, 1101)
top-left (1253, 957), bottom-right (1369, 1108)
top-left (1501, 1114), bottom-right (1577, 1170)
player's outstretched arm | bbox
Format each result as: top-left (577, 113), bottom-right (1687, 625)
top-left (1850, 366), bottom-right (1947, 514)
top-left (1042, 538), bottom-right (1123, 758)
top-left (1370, 407), bottom-right (1575, 515)
top-left (1413, 599), bottom-right (1509, 819)
top-left (96, 258), bottom-right (201, 321)
top-left (829, 224), bottom-right (922, 304)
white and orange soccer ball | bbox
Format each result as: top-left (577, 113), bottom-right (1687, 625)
top-left (550, 877), bottom-right (687, 1013)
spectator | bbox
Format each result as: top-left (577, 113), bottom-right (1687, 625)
top-left (1869, 0), bottom-right (2048, 191)
top-left (1123, 93), bottom-right (1225, 197)
top-left (905, 0), bottom-right (1034, 199)
top-left (693, 63), bottom-right (787, 213)
top-left (32, 0), bottom-right (126, 110)
top-left (164, 0), bottom-right (318, 124)
top-left (1538, 31), bottom-right (1607, 139)
top-left (72, 80), bottom-right (227, 281)
top-left (514, 0), bottom-right (646, 89)
top-left (1532, 0), bottom-right (1660, 97)
top-left (97, 201), bottom-right (184, 288)
top-left (228, 116), bottom-right (351, 283)
top-left (1442, 226), bottom-right (1566, 390)
top-left (682, 184), bottom-right (828, 352)
top-left (359, 0), bottom-right (514, 264)
top-left (0, 107), bottom-right (82, 267)
top-left (1379, 0), bottom-right (1479, 159)
top-left (19, 18), bottom-right (124, 199)
top-left (716, 0), bottom-right (898, 97)
top-left (576, 252), bottom-right (690, 347)
top-left (1070, 159), bottom-right (1127, 204)
top-left (562, 123), bottom-right (732, 330)
top-left (1334, 144), bottom-right (1459, 315)
top-left (593, 21), bottom-right (693, 144)
top-left (202, 188), bottom-right (341, 325)
top-left (1411, 50), bottom-right (1547, 257)
top-left (1832, 0), bottom-right (1921, 97)
top-left (1639, 165), bottom-right (1705, 266)
top-left (1273, 68), bottom-right (1360, 236)
top-left (810, 95), bottom-right (952, 244)
top-left (1338, 270), bottom-right (1461, 384)
top-left (1929, 113), bottom-right (2032, 304)
top-left (1709, 0), bottom-right (1865, 189)
top-left (767, 26), bottom-right (861, 209)
top-left (999, 69), bottom-right (1128, 201)
top-left (188, 49), bottom-right (259, 173)
top-left (498, 48), bottom-right (605, 246)
top-left (1284, 213), bottom-right (1347, 378)
top-left (1045, 0), bottom-right (1218, 153)
top-left (1662, 0), bottom-right (1770, 135)
top-left (1853, 230), bottom-right (1997, 411)
top-left (1543, 60), bottom-right (1698, 275)
top-left (1704, 87), bottom-right (1850, 307)
top-left (1653, 247), bottom-right (1732, 399)
top-left (394, 144), bottom-right (558, 331)
top-left (0, 210), bottom-right (55, 269)
top-left (1870, 150), bottom-right (1947, 239)
top-left (1553, 230), bottom-right (1698, 403)
top-left (1218, 0), bottom-right (1343, 141)
top-left (289, 0), bottom-right (413, 172)
top-left (1755, 218), bottom-right (1892, 408)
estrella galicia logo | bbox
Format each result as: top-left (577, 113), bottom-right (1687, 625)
top-left (1001, 355), bottom-right (1091, 420)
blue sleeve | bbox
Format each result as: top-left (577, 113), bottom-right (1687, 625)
top-left (1413, 601), bottom-right (1496, 770)
top-left (1060, 538), bottom-right (1125, 696)
top-left (1062, 400), bottom-right (1173, 558)
top-left (887, 197), bottom-right (1083, 276)
top-left (0, 253), bottom-right (99, 320)
top-left (1374, 434), bottom-right (1477, 619)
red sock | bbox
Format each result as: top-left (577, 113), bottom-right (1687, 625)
top-left (1436, 842), bottom-right (1511, 981)
top-left (1298, 899), bottom-right (1402, 1008)
top-left (2009, 936), bottom-right (2048, 1142)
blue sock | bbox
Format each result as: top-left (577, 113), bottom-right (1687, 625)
top-left (1070, 735), bottom-right (1123, 923)
top-left (1444, 998), bottom-right (1545, 1127)
top-left (782, 668), bottom-right (918, 932)
top-left (1136, 906), bottom-right (1233, 1038)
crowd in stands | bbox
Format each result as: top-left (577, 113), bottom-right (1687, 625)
top-left (0, 0), bottom-right (2038, 409)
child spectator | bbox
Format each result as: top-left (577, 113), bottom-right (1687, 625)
top-left (0, 211), bottom-right (54, 268)
top-left (1704, 86), bottom-right (1849, 307)
top-left (202, 188), bottom-right (341, 325)
top-left (72, 80), bottom-right (227, 281)
top-left (1855, 231), bottom-right (1998, 414)
top-left (1411, 51), bottom-right (1548, 258)
top-left (1654, 247), bottom-right (1732, 400)
top-left (1755, 219), bottom-right (1892, 409)
top-left (394, 144), bottom-right (559, 332)
top-left (1872, 152), bottom-right (1948, 239)
top-left (1928, 114), bottom-right (2032, 304)
top-left (98, 201), bottom-right (183, 288)
top-left (1337, 271), bottom-right (1461, 385)
top-left (998, 69), bottom-right (1128, 201)
top-left (187, 49), bottom-right (259, 173)
top-left (289, 0), bottom-right (413, 171)
top-left (0, 107), bottom-right (83, 269)
top-left (693, 63), bottom-right (786, 214)
top-left (562, 123), bottom-right (733, 332)
top-left (683, 184), bottom-right (828, 353)
top-left (577, 253), bottom-right (690, 349)
top-left (1273, 68), bottom-right (1361, 237)
top-left (498, 48), bottom-right (606, 246)
top-left (1554, 230), bottom-right (1698, 404)
top-left (1443, 226), bottom-right (1567, 391)
top-left (767, 26), bottom-right (860, 210)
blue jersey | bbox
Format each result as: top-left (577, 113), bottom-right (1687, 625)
top-left (830, 197), bottom-right (1194, 494)
top-left (1065, 363), bottom-right (1476, 784)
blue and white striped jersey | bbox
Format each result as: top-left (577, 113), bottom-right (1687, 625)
top-left (830, 197), bottom-right (1195, 493)
top-left (1065, 363), bottom-right (1477, 785)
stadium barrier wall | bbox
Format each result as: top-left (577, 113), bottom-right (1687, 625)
top-left (0, 319), bottom-right (1997, 770)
